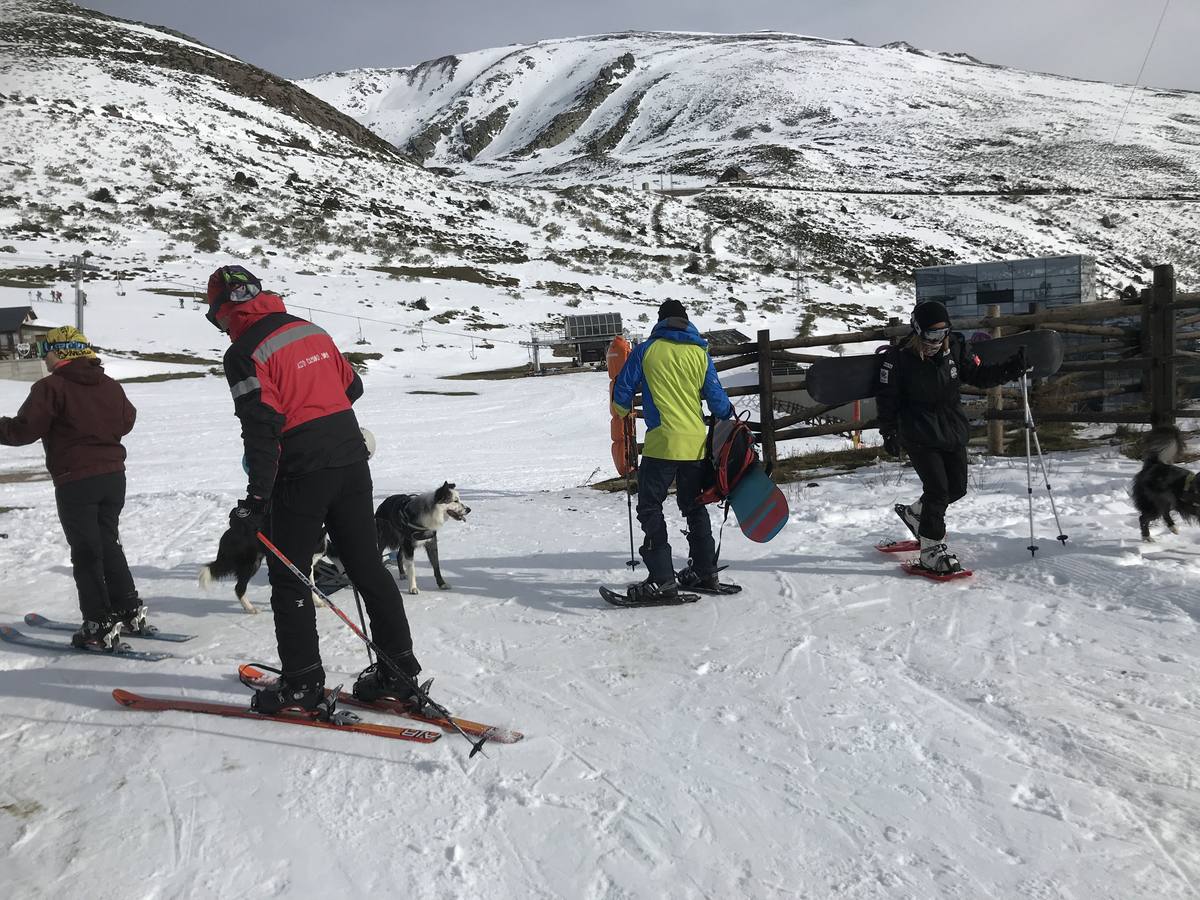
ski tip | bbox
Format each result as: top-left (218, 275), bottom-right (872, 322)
top-left (238, 663), bottom-right (264, 679)
top-left (112, 688), bottom-right (138, 706)
top-left (23, 613), bottom-right (48, 626)
top-left (0, 624), bottom-right (18, 638)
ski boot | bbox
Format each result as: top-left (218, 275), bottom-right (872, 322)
top-left (625, 577), bottom-right (681, 604)
top-left (247, 671), bottom-right (334, 717)
top-left (71, 616), bottom-right (123, 651)
top-left (677, 565), bottom-right (721, 592)
top-left (918, 538), bottom-right (963, 575)
top-left (114, 604), bottom-right (152, 636)
top-left (353, 655), bottom-right (426, 710)
top-left (894, 502), bottom-right (922, 539)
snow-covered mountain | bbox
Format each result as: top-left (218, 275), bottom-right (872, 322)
top-left (2, 2), bottom-right (1197, 375)
top-left (302, 31), bottom-right (1200, 195)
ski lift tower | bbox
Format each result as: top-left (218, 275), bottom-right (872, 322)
top-left (72, 254), bottom-right (101, 332)
top-left (563, 312), bottom-right (623, 365)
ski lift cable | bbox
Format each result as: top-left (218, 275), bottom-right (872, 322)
top-left (1110, 0), bottom-right (1172, 145)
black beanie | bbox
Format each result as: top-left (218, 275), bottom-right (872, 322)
top-left (658, 299), bottom-right (687, 321)
top-left (912, 300), bottom-right (950, 333)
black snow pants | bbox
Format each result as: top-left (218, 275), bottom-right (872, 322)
top-left (55, 471), bottom-right (138, 622)
top-left (636, 456), bottom-right (716, 585)
top-left (907, 446), bottom-right (969, 542)
top-left (267, 460), bottom-right (418, 682)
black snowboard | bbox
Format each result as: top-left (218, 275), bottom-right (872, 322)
top-left (806, 330), bottom-right (1064, 406)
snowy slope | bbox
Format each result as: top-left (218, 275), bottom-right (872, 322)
top-left (302, 31), bottom-right (1200, 195)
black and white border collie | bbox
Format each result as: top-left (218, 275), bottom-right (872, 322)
top-left (199, 530), bottom-right (328, 614)
top-left (375, 483), bottom-right (470, 595)
top-left (1132, 425), bottom-right (1200, 541)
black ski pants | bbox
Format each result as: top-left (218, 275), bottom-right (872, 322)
top-left (267, 460), bottom-right (417, 681)
top-left (636, 456), bottom-right (716, 585)
top-left (908, 446), bottom-right (969, 542)
top-left (54, 471), bottom-right (138, 622)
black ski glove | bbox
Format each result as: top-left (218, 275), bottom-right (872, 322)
top-left (228, 496), bottom-right (268, 544)
top-left (881, 432), bottom-right (901, 457)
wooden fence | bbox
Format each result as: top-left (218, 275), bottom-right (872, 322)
top-left (706, 264), bottom-right (1200, 468)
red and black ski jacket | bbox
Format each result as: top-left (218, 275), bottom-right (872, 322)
top-left (221, 291), bottom-right (366, 500)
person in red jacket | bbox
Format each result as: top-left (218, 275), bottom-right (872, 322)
top-left (0, 326), bottom-right (142, 649)
top-left (205, 265), bottom-right (424, 717)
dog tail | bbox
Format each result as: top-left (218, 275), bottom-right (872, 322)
top-left (1143, 426), bottom-right (1185, 465)
top-left (199, 564), bottom-right (216, 590)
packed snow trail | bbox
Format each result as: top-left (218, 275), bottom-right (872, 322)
top-left (1, 372), bottom-right (1199, 898)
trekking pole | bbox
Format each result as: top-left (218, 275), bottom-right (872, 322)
top-left (1022, 371), bottom-right (1038, 558)
top-left (1020, 369), bottom-right (1069, 546)
top-left (623, 418), bottom-right (639, 571)
top-left (351, 584), bottom-right (374, 666)
top-left (256, 532), bottom-right (488, 758)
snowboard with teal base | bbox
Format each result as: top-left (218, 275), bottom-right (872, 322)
top-left (728, 462), bottom-right (789, 543)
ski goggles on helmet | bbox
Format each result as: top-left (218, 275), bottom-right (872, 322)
top-left (37, 339), bottom-right (91, 356)
top-left (205, 265), bottom-right (261, 331)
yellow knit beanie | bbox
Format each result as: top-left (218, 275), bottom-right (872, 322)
top-left (43, 326), bottom-right (97, 362)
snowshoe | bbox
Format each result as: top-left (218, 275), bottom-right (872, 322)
top-left (676, 566), bottom-right (721, 592)
top-left (918, 539), bottom-right (963, 575)
top-left (677, 565), bottom-right (742, 595)
top-left (627, 577), bottom-right (682, 604)
top-left (71, 617), bottom-right (123, 651)
top-left (894, 502), bottom-right (921, 539)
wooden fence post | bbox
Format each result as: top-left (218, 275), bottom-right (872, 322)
top-left (986, 303), bottom-right (1005, 454)
top-left (757, 328), bottom-right (776, 471)
top-left (1151, 264), bottom-right (1177, 428)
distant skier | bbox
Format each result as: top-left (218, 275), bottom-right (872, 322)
top-left (0, 326), bottom-right (142, 649)
top-left (878, 300), bottom-right (1026, 574)
top-left (612, 299), bottom-right (734, 601)
top-left (204, 264), bottom-right (425, 716)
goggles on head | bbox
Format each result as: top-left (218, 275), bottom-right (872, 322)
top-left (206, 266), bottom-right (261, 332)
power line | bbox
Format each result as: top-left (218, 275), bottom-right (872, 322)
top-left (147, 279), bottom-right (532, 347)
top-left (1110, 0), bottom-right (1172, 145)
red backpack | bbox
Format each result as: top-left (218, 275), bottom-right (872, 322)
top-left (697, 414), bottom-right (759, 506)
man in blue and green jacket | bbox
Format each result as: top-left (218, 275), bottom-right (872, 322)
top-left (613, 300), bottom-right (734, 602)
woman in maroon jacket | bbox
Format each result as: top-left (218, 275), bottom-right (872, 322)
top-left (0, 326), bottom-right (141, 649)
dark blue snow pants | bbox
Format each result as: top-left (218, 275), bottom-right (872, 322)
top-left (636, 456), bottom-right (716, 586)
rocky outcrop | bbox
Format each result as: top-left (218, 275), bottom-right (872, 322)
top-left (517, 52), bottom-right (636, 155)
top-left (461, 103), bottom-right (515, 161)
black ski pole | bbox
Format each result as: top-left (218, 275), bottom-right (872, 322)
top-left (623, 421), bottom-right (639, 571)
top-left (351, 584), bottom-right (374, 666)
top-left (1022, 371), bottom-right (1038, 558)
top-left (257, 532), bottom-right (487, 758)
top-left (625, 475), bottom-right (639, 570)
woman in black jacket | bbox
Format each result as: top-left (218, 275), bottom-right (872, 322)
top-left (877, 300), bottom-right (1025, 574)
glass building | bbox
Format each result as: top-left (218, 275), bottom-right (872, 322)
top-left (915, 255), bottom-right (1097, 320)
